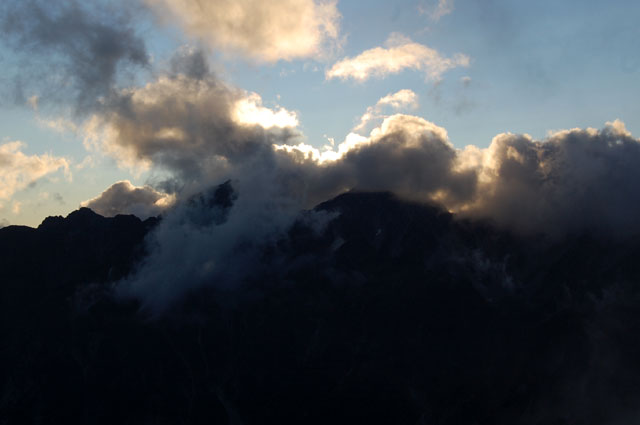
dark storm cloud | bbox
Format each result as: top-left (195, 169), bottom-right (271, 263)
top-left (0, 0), bottom-right (149, 113)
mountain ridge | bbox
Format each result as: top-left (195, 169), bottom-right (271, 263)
top-left (2, 187), bottom-right (640, 424)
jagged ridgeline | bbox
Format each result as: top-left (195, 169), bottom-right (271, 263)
top-left (2, 182), bottom-right (640, 424)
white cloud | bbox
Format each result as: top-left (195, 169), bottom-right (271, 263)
top-left (376, 89), bottom-right (419, 109)
top-left (419, 0), bottom-right (454, 22)
top-left (145, 0), bottom-right (340, 62)
top-left (326, 33), bottom-right (469, 82)
top-left (0, 141), bottom-right (70, 200)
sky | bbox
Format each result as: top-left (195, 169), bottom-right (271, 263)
top-left (1, 0), bottom-right (640, 227)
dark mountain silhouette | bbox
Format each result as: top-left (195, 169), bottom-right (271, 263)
top-left (2, 185), bottom-right (640, 424)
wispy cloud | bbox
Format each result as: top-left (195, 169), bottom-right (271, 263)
top-left (326, 33), bottom-right (469, 82)
top-left (419, 0), bottom-right (454, 22)
top-left (354, 89), bottom-right (419, 132)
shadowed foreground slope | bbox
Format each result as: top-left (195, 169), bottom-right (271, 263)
top-left (2, 189), bottom-right (640, 424)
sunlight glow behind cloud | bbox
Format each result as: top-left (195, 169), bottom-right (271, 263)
top-left (233, 94), bottom-right (299, 129)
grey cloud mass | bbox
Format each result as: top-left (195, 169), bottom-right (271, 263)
top-left (462, 121), bottom-right (640, 237)
top-left (85, 48), bottom-right (300, 184)
top-left (1, 0), bottom-right (149, 113)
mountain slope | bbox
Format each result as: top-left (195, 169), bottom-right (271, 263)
top-left (1, 189), bottom-right (640, 424)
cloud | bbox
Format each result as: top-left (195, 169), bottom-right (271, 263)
top-left (0, 141), bottom-right (70, 200)
top-left (233, 93), bottom-right (299, 129)
top-left (66, 46), bottom-right (640, 310)
top-left (81, 180), bottom-right (175, 218)
top-left (354, 89), bottom-right (419, 132)
top-left (275, 113), bottom-right (476, 207)
top-left (326, 33), bottom-right (469, 82)
top-left (112, 112), bottom-right (468, 312)
top-left (275, 116), bottom-right (640, 239)
top-left (0, 218), bottom-right (8, 228)
top-left (376, 89), bottom-right (420, 110)
top-left (419, 0), bottom-right (454, 22)
top-left (457, 120), bottom-right (640, 236)
top-left (116, 172), bottom-right (306, 313)
top-left (75, 155), bottom-right (97, 170)
top-left (110, 111), bottom-right (640, 313)
top-left (83, 48), bottom-right (301, 181)
top-left (144, 0), bottom-right (340, 62)
top-left (83, 50), bottom-right (640, 247)
top-left (0, 0), bottom-right (149, 113)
